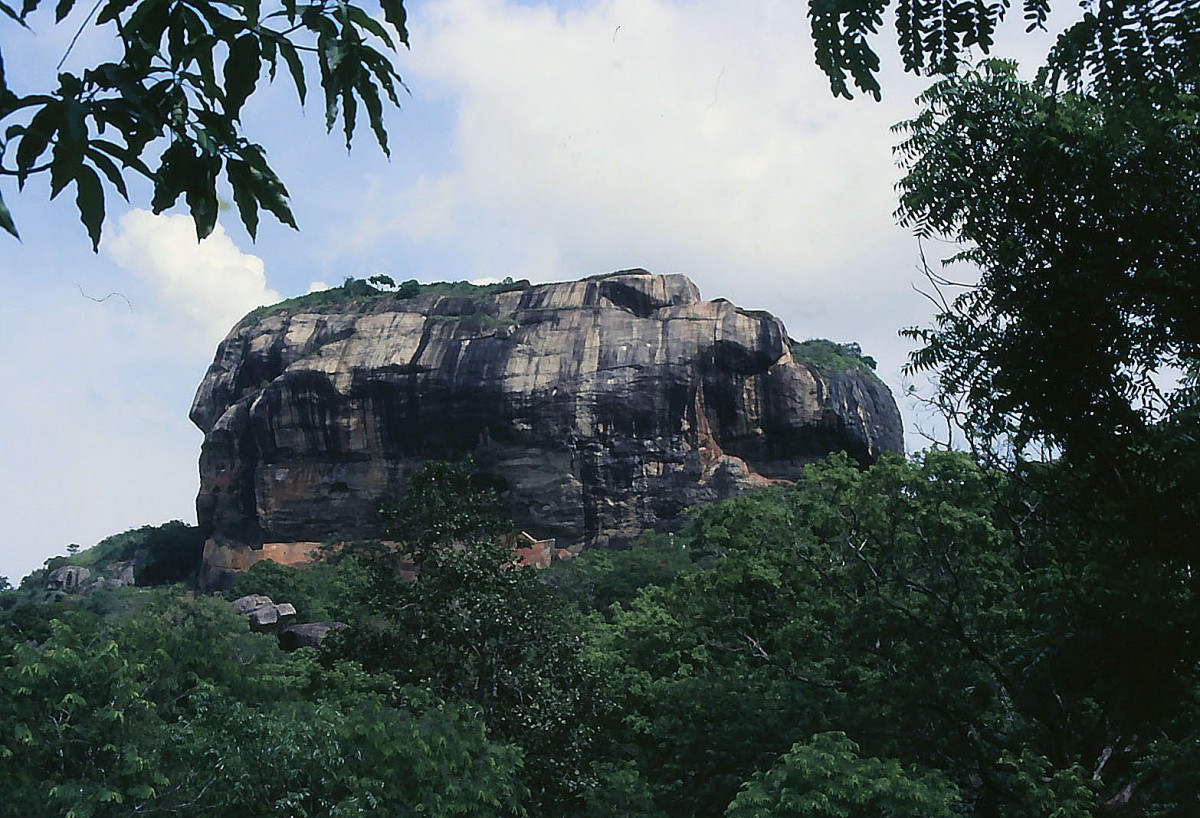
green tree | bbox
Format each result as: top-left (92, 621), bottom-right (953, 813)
top-left (725, 732), bottom-right (961, 818)
top-left (379, 458), bottom-right (511, 550)
top-left (842, 22), bottom-right (1200, 811)
top-left (0, 0), bottom-right (408, 247)
top-left (807, 0), bottom-right (1198, 99)
top-left (543, 530), bottom-right (695, 615)
top-left (896, 59), bottom-right (1199, 454)
top-left (332, 461), bottom-right (633, 817)
top-left (594, 451), bottom-right (1188, 817)
top-left (0, 589), bottom-right (526, 817)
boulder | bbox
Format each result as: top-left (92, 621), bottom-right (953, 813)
top-left (248, 605), bottom-right (279, 628)
top-left (47, 565), bottom-right (91, 591)
top-left (279, 622), bottom-right (348, 650)
top-left (230, 593), bottom-right (297, 630)
top-left (232, 594), bottom-right (274, 616)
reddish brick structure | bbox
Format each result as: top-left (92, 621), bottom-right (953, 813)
top-left (201, 532), bottom-right (564, 589)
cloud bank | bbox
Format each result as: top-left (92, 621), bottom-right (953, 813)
top-left (106, 210), bottom-right (280, 347)
top-left (397, 0), bottom-right (919, 304)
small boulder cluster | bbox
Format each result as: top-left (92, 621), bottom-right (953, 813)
top-left (231, 593), bottom-right (296, 629)
top-left (46, 564), bottom-right (136, 595)
top-left (229, 594), bottom-right (347, 649)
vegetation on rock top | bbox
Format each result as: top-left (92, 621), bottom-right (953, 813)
top-left (790, 338), bottom-right (880, 375)
top-left (242, 275), bottom-right (533, 323)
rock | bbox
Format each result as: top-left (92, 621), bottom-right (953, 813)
top-left (191, 271), bottom-right (903, 579)
top-left (232, 594), bottom-right (274, 616)
top-left (279, 622), bottom-right (349, 650)
top-left (46, 562), bottom-right (140, 595)
top-left (112, 563), bottom-right (137, 586)
top-left (248, 605), bottom-right (279, 628)
top-left (47, 565), bottom-right (91, 591)
top-left (231, 594), bottom-right (298, 629)
top-left (83, 562), bottom-right (138, 593)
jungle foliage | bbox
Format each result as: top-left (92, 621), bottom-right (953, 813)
top-left (0, 591), bottom-right (524, 818)
top-left (4, 451), bottom-right (1195, 817)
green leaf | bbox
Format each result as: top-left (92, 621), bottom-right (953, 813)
top-left (95, 0), bottom-right (138, 25)
top-left (354, 72), bottom-right (388, 155)
top-left (346, 5), bottom-right (393, 49)
top-left (90, 138), bottom-right (152, 179)
top-left (177, 9), bottom-right (215, 88)
top-left (223, 34), bottom-right (261, 119)
top-left (362, 51), bottom-right (403, 106)
top-left (0, 0), bottom-right (30, 27)
top-left (14, 103), bottom-right (60, 186)
top-left (152, 140), bottom-right (190, 212)
top-left (85, 146), bottom-right (130, 198)
top-left (340, 84), bottom-right (356, 149)
top-left (0, 187), bottom-right (19, 239)
top-left (259, 34), bottom-right (277, 81)
top-left (49, 95), bottom-right (88, 199)
top-left (241, 153), bottom-right (296, 230)
top-left (226, 157), bottom-right (259, 238)
top-left (166, 3), bottom-right (189, 69)
top-left (320, 37), bottom-right (347, 134)
top-left (277, 39), bottom-right (306, 104)
top-left (378, 0), bottom-right (407, 46)
top-left (74, 164), bottom-right (105, 250)
top-left (184, 155), bottom-right (220, 239)
top-left (54, 0), bottom-right (75, 22)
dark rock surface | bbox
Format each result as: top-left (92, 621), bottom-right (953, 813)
top-left (279, 622), bottom-right (349, 650)
top-left (191, 271), bottom-right (903, 572)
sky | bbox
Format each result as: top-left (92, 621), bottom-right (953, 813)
top-left (0, 0), bottom-right (1072, 583)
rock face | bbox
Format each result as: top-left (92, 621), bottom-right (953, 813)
top-left (192, 271), bottom-right (903, 584)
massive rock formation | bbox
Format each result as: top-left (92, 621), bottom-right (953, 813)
top-left (191, 270), bottom-right (902, 586)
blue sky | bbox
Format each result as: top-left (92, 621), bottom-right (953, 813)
top-left (0, 0), bottom-right (1069, 582)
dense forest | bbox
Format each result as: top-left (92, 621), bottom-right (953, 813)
top-left (2, 447), bottom-right (1197, 817)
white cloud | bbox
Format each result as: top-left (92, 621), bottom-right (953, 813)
top-left (362, 0), bottom-right (948, 405)
top-left (106, 210), bottom-right (281, 346)
top-left (398, 0), bottom-right (921, 297)
top-left (307, 280), bottom-right (332, 293)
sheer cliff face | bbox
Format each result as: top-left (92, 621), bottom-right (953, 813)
top-left (191, 271), bottom-right (903, 556)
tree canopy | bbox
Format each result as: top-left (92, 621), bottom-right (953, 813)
top-left (808, 0), bottom-right (1200, 99)
top-left (0, 0), bottom-right (409, 248)
top-left (6, 447), bottom-right (1198, 816)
